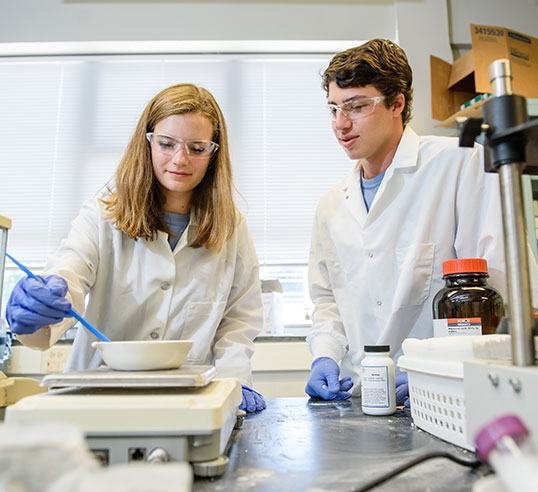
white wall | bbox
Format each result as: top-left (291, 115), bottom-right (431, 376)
top-left (0, 0), bottom-right (396, 42)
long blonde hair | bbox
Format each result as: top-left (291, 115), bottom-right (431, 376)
top-left (100, 83), bottom-right (238, 251)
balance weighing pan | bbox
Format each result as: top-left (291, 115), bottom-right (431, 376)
top-left (92, 340), bottom-right (193, 371)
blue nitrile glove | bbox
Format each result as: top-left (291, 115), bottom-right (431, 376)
top-left (240, 385), bottom-right (266, 413)
top-left (6, 275), bottom-right (72, 335)
top-left (305, 357), bottom-right (353, 400)
top-left (395, 373), bottom-right (410, 408)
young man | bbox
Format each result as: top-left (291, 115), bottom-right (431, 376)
top-left (305, 38), bottom-right (536, 402)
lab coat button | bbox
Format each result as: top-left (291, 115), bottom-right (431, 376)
top-left (377, 301), bottom-right (382, 306)
top-left (150, 331), bottom-right (160, 339)
top-left (161, 281), bottom-right (171, 290)
top-left (368, 253), bottom-right (374, 258)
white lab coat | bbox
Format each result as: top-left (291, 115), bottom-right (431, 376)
top-left (19, 198), bottom-right (263, 386)
top-left (307, 127), bottom-right (538, 394)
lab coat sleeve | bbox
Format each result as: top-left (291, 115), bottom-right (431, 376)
top-left (212, 217), bottom-right (263, 387)
top-left (453, 144), bottom-right (538, 307)
top-left (17, 199), bottom-right (100, 350)
top-left (306, 203), bottom-right (349, 363)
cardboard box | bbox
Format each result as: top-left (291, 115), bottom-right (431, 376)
top-left (431, 24), bottom-right (538, 127)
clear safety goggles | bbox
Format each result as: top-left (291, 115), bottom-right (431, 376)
top-left (327, 95), bottom-right (386, 121)
top-left (146, 132), bottom-right (219, 158)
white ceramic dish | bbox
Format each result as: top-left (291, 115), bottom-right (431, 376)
top-left (92, 340), bottom-right (193, 371)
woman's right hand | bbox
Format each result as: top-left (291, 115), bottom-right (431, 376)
top-left (6, 275), bottom-right (72, 334)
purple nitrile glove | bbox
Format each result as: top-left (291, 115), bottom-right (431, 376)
top-left (305, 357), bottom-right (353, 400)
top-left (396, 373), bottom-right (410, 408)
top-left (6, 275), bottom-right (71, 335)
top-left (240, 385), bottom-right (266, 412)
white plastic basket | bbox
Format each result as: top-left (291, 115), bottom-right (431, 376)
top-left (398, 355), bottom-right (472, 451)
top-left (397, 335), bottom-right (517, 451)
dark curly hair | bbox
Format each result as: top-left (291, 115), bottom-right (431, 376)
top-left (322, 38), bottom-right (413, 127)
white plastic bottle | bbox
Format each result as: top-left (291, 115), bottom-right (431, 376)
top-left (474, 415), bottom-right (538, 492)
top-left (360, 345), bottom-right (396, 416)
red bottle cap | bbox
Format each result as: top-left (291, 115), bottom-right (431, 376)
top-left (442, 258), bottom-right (488, 276)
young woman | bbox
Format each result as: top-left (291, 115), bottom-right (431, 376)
top-left (6, 83), bottom-right (266, 412)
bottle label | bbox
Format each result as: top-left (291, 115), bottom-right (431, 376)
top-left (433, 317), bottom-right (482, 337)
top-left (361, 365), bottom-right (390, 408)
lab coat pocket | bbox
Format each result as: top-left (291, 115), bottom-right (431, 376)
top-left (392, 243), bottom-right (435, 309)
top-left (182, 301), bottom-right (226, 363)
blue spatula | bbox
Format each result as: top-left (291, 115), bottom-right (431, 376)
top-left (6, 253), bottom-right (111, 342)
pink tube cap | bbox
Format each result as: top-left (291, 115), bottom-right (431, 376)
top-left (474, 415), bottom-right (529, 463)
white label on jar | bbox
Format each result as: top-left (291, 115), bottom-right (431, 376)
top-left (361, 365), bottom-right (389, 408)
top-left (433, 317), bottom-right (482, 337)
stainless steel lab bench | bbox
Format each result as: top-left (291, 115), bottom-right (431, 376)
top-left (194, 397), bottom-right (488, 491)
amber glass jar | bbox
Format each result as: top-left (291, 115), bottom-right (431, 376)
top-left (432, 258), bottom-right (505, 336)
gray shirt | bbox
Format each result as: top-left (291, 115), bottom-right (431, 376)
top-left (162, 211), bottom-right (190, 250)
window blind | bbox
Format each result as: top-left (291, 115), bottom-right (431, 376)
top-left (0, 51), bottom-right (353, 268)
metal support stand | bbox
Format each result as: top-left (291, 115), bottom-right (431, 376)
top-left (0, 215), bottom-right (11, 315)
top-left (0, 216), bottom-right (12, 371)
top-left (457, 59), bottom-right (538, 367)
top-left (497, 163), bottom-right (535, 365)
